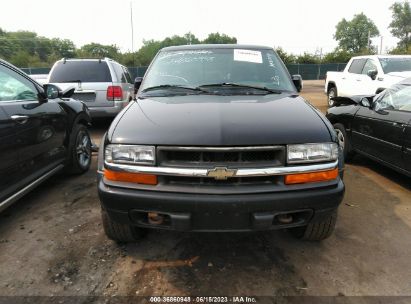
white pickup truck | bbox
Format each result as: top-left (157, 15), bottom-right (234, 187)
top-left (325, 55), bottom-right (411, 107)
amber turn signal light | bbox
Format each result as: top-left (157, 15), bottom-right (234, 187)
top-left (285, 168), bottom-right (339, 185)
top-left (104, 170), bottom-right (158, 185)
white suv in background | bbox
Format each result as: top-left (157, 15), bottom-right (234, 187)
top-left (325, 55), bottom-right (411, 107)
top-left (48, 58), bottom-right (134, 118)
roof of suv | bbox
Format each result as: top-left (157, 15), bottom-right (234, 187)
top-left (351, 55), bottom-right (411, 60)
top-left (161, 44), bottom-right (273, 52)
top-left (57, 57), bottom-right (120, 63)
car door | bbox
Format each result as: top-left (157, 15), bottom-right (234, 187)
top-left (359, 59), bottom-right (379, 95)
top-left (0, 106), bottom-right (21, 203)
top-left (0, 63), bottom-right (68, 183)
top-left (340, 59), bottom-right (367, 96)
top-left (352, 84), bottom-right (411, 170)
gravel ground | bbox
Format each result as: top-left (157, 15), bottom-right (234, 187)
top-left (0, 81), bottom-right (410, 298)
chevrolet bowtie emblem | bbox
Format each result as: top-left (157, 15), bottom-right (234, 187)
top-left (207, 167), bottom-right (237, 180)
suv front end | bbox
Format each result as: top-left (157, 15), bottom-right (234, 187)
top-left (97, 44), bottom-right (345, 242)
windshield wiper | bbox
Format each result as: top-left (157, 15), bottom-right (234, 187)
top-left (141, 85), bottom-right (209, 93)
top-left (199, 83), bottom-right (283, 94)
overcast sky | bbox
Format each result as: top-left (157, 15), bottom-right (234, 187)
top-left (2, 0), bottom-right (400, 55)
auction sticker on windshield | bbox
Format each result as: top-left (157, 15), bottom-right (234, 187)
top-left (233, 49), bottom-right (262, 63)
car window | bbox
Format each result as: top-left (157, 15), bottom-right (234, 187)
top-left (49, 61), bottom-right (112, 83)
top-left (141, 48), bottom-right (295, 92)
top-left (375, 84), bottom-right (411, 112)
top-left (361, 59), bottom-right (377, 75)
top-left (348, 59), bottom-right (366, 74)
top-left (112, 63), bottom-right (127, 83)
top-left (122, 67), bottom-right (133, 84)
top-left (379, 57), bottom-right (411, 73)
top-left (0, 65), bottom-right (38, 102)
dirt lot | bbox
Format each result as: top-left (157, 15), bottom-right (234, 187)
top-left (0, 81), bottom-right (410, 298)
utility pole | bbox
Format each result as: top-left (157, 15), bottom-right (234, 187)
top-left (130, 2), bottom-right (135, 65)
top-left (367, 30), bottom-right (371, 51)
top-left (130, 2), bottom-right (134, 53)
top-left (317, 48), bottom-right (323, 80)
top-left (380, 36), bottom-right (383, 54)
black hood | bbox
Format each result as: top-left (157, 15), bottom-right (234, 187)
top-left (108, 93), bottom-right (332, 146)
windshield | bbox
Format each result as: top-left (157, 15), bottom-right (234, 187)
top-left (375, 82), bottom-right (411, 112)
top-left (379, 57), bottom-right (411, 74)
top-left (140, 48), bottom-right (295, 94)
top-left (49, 61), bottom-right (112, 83)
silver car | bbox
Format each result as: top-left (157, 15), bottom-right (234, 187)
top-left (48, 58), bottom-right (134, 118)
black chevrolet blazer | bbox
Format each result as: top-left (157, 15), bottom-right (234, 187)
top-left (97, 45), bottom-right (345, 242)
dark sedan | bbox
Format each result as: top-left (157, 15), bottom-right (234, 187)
top-left (326, 78), bottom-right (411, 177)
top-left (0, 59), bottom-right (92, 212)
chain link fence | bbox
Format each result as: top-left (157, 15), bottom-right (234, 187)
top-left (21, 63), bottom-right (347, 80)
top-left (286, 63), bottom-right (347, 80)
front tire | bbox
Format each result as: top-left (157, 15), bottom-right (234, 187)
top-left (66, 124), bottom-right (92, 174)
top-left (333, 123), bottom-right (354, 161)
top-left (101, 209), bottom-right (145, 243)
top-left (290, 210), bottom-right (338, 241)
top-left (327, 86), bottom-right (337, 107)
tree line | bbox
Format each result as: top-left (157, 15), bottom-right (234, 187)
top-left (0, 31), bottom-right (237, 68)
top-left (0, 1), bottom-right (409, 68)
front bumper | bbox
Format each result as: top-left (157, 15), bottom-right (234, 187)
top-left (98, 177), bottom-right (344, 232)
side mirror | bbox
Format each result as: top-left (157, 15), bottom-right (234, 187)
top-left (360, 97), bottom-right (371, 108)
top-left (367, 69), bottom-right (378, 80)
top-left (134, 77), bottom-right (143, 94)
top-left (292, 75), bottom-right (303, 92)
top-left (43, 84), bottom-right (61, 100)
top-left (42, 84), bottom-right (75, 100)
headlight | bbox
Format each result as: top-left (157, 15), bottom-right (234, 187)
top-left (105, 144), bottom-right (155, 165)
top-left (287, 143), bottom-right (338, 164)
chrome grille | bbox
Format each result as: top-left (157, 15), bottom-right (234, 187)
top-left (157, 146), bottom-right (285, 187)
top-left (157, 146), bottom-right (285, 169)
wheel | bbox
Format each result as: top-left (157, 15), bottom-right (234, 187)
top-left (333, 123), bottom-right (354, 161)
top-left (101, 209), bottom-right (145, 243)
top-left (327, 86), bottom-right (337, 107)
top-left (290, 210), bottom-right (338, 241)
top-left (66, 124), bottom-right (92, 174)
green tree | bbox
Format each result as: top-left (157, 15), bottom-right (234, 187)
top-left (7, 31), bottom-right (38, 56)
top-left (274, 47), bottom-right (296, 64)
top-left (184, 32), bottom-right (200, 44)
top-left (389, 1), bottom-right (411, 50)
top-left (323, 49), bottom-right (353, 63)
top-left (334, 13), bottom-right (380, 53)
top-left (78, 43), bottom-right (120, 59)
top-left (51, 38), bottom-right (76, 58)
top-left (0, 37), bottom-right (16, 59)
top-left (202, 32), bottom-right (237, 44)
top-left (134, 39), bottom-right (163, 65)
top-left (133, 33), bottom-right (202, 66)
top-left (389, 45), bottom-right (411, 54)
top-left (296, 52), bottom-right (320, 64)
